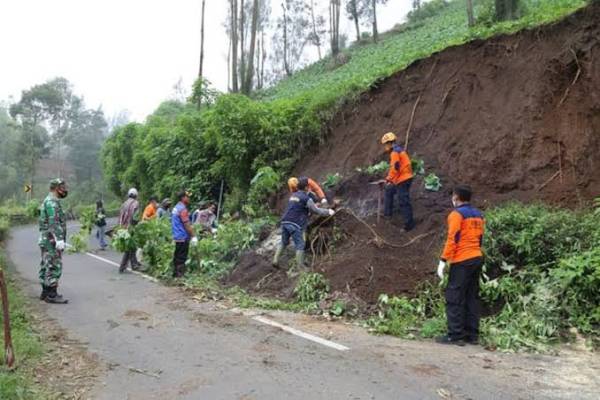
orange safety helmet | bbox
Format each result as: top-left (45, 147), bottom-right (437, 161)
top-left (381, 132), bottom-right (397, 144)
top-left (288, 177), bottom-right (299, 192)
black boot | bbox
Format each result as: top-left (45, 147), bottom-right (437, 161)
top-left (45, 286), bottom-right (69, 304)
top-left (39, 285), bottom-right (49, 301)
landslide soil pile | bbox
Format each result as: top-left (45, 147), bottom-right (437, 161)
top-left (226, 4), bottom-right (600, 305)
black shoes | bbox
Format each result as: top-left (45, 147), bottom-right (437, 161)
top-left (44, 287), bottom-right (69, 304)
top-left (435, 335), bottom-right (466, 346)
top-left (40, 286), bottom-right (49, 301)
top-left (464, 336), bottom-right (479, 345)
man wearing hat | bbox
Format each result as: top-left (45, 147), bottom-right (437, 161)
top-left (38, 178), bottom-right (69, 304)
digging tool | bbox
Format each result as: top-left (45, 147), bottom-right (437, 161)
top-left (0, 266), bottom-right (15, 369)
top-left (370, 180), bottom-right (385, 223)
top-left (216, 179), bottom-right (225, 225)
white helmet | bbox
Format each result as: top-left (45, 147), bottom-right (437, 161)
top-left (127, 188), bottom-right (138, 198)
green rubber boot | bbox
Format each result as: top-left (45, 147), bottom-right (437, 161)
top-left (272, 246), bottom-right (284, 268)
top-left (295, 250), bottom-right (306, 269)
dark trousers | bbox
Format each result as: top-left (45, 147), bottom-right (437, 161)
top-left (445, 257), bottom-right (483, 340)
top-left (173, 241), bottom-right (190, 278)
top-left (119, 250), bottom-right (139, 270)
top-left (384, 178), bottom-right (415, 230)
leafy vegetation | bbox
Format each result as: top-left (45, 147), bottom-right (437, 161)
top-left (424, 173), bottom-right (442, 191)
top-left (102, 0), bottom-right (588, 211)
top-left (369, 203), bottom-right (600, 352)
top-left (244, 167), bottom-right (281, 217)
top-left (323, 173), bottom-right (343, 189)
top-left (294, 272), bottom-right (330, 303)
top-left (67, 205), bottom-right (95, 253)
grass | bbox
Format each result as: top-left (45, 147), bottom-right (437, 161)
top-left (0, 251), bottom-right (47, 400)
top-left (259, 0), bottom-right (587, 113)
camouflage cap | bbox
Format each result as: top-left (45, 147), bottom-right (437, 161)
top-left (49, 178), bottom-right (66, 189)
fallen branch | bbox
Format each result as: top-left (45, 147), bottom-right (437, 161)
top-left (537, 170), bottom-right (561, 191)
top-left (404, 95), bottom-right (422, 150)
top-left (558, 49), bottom-right (581, 106)
top-left (255, 272), bottom-right (273, 290)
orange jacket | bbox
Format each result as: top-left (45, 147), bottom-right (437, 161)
top-left (307, 178), bottom-right (326, 200)
top-left (386, 145), bottom-right (413, 185)
top-left (142, 203), bottom-right (157, 221)
top-left (441, 204), bottom-right (485, 264)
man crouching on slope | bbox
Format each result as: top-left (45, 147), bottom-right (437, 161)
top-left (436, 185), bottom-right (485, 346)
top-left (273, 177), bottom-right (335, 270)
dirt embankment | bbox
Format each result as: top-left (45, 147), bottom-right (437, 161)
top-left (226, 4), bottom-right (600, 305)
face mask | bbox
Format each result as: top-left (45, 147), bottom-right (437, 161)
top-left (57, 188), bottom-right (68, 199)
top-left (451, 199), bottom-right (457, 208)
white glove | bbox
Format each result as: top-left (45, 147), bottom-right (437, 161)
top-left (190, 237), bottom-right (199, 247)
top-left (437, 260), bottom-right (446, 279)
top-left (211, 228), bottom-right (218, 234)
top-left (328, 209), bottom-right (335, 217)
top-left (321, 198), bottom-right (328, 205)
top-left (56, 240), bottom-right (66, 251)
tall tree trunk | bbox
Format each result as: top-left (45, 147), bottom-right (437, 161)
top-left (243, 0), bottom-right (259, 94)
top-left (231, 0), bottom-right (239, 92)
top-left (310, 0), bottom-right (322, 60)
top-left (466, 0), bottom-right (475, 27)
top-left (227, 35), bottom-right (232, 91)
top-left (198, 0), bottom-right (206, 105)
top-left (330, 0), bottom-right (340, 56)
top-left (354, 14), bottom-right (361, 42)
top-left (282, 3), bottom-right (291, 76)
top-left (239, 0), bottom-right (246, 89)
top-left (260, 30), bottom-right (266, 88)
top-left (372, 0), bottom-right (378, 43)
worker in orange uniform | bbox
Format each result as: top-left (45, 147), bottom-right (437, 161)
top-left (380, 132), bottom-right (415, 231)
top-left (436, 185), bottom-right (485, 346)
top-left (288, 176), bottom-right (328, 205)
top-left (142, 195), bottom-right (159, 221)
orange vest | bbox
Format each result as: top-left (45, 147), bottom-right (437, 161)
top-left (441, 204), bottom-right (485, 264)
top-left (142, 204), bottom-right (157, 221)
top-left (386, 145), bottom-right (413, 185)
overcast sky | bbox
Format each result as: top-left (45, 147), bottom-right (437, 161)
top-left (0, 0), bottom-right (413, 121)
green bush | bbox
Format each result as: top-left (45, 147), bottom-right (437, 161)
top-left (408, 0), bottom-right (450, 23)
top-left (294, 272), bottom-right (330, 303)
top-left (243, 166), bottom-right (281, 217)
top-left (0, 217), bottom-right (8, 242)
top-left (371, 203), bottom-right (600, 351)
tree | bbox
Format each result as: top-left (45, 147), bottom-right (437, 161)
top-left (242, 0), bottom-right (260, 94)
top-left (466, 0), bottom-right (475, 27)
top-left (495, 0), bottom-right (520, 21)
top-left (274, 0), bottom-right (309, 77)
top-left (307, 0), bottom-right (326, 59)
top-left (66, 108), bottom-right (108, 183)
top-left (229, 0), bottom-right (240, 92)
top-left (366, 0), bottom-right (388, 43)
top-left (329, 0), bottom-right (341, 56)
top-left (345, 0), bottom-right (367, 43)
top-left (198, 0), bottom-right (207, 105)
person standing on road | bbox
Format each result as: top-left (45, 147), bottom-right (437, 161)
top-left (142, 195), bottom-right (159, 221)
top-left (95, 200), bottom-right (108, 250)
top-left (38, 178), bottom-right (69, 304)
top-left (273, 177), bottom-right (335, 269)
top-left (379, 132), bottom-right (415, 231)
top-left (157, 198), bottom-right (172, 219)
top-left (436, 185), bottom-right (485, 346)
top-left (288, 176), bottom-right (328, 205)
top-left (171, 191), bottom-right (198, 278)
top-left (118, 188), bottom-right (141, 273)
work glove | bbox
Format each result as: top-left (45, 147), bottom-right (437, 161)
top-left (190, 237), bottom-right (199, 247)
top-left (211, 228), bottom-right (218, 234)
top-left (437, 260), bottom-right (446, 279)
top-left (328, 209), bottom-right (336, 217)
top-left (321, 198), bottom-right (328, 206)
top-left (56, 240), bottom-right (66, 251)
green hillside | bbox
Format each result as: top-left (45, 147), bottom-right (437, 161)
top-left (103, 0), bottom-right (589, 205)
top-left (261, 0), bottom-right (587, 108)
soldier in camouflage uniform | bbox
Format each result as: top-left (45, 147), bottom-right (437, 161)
top-left (38, 178), bottom-right (69, 304)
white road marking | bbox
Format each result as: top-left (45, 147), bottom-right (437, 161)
top-left (252, 315), bottom-right (350, 352)
top-left (84, 252), bottom-right (159, 283)
top-left (85, 253), bottom-right (349, 352)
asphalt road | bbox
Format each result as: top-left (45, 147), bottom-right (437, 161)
top-left (6, 224), bottom-right (599, 400)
